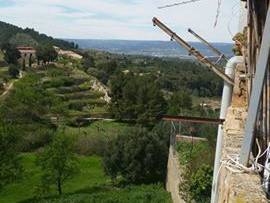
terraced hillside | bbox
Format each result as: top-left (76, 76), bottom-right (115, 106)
top-left (39, 63), bottom-right (110, 122)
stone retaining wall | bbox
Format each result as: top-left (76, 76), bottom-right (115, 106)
top-left (166, 146), bottom-right (185, 203)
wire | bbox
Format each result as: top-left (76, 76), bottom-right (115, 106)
top-left (214, 0), bottom-right (222, 27)
top-left (227, 0), bottom-right (241, 39)
top-left (158, 0), bottom-right (202, 9)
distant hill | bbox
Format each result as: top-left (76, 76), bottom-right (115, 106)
top-left (0, 21), bottom-right (76, 49)
top-left (67, 39), bottom-right (233, 58)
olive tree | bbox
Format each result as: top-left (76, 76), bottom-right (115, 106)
top-left (36, 132), bottom-right (78, 195)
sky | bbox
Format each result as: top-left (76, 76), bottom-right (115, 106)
top-left (0, 0), bottom-right (241, 42)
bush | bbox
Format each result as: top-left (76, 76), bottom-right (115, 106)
top-left (18, 128), bottom-right (55, 152)
top-left (42, 77), bottom-right (75, 89)
top-left (8, 64), bottom-right (20, 78)
top-left (190, 165), bottom-right (213, 203)
top-left (103, 123), bottom-right (169, 184)
top-left (75, 134), bottom-right (106, 156)
top-left (68, 101), bottom-right (86, 111)
top-left (66, 117), bottom-right (91, 127)
top-left (177, 141), bottom-right (214, 202)
top-left (62, 91), bottom-right (104, 101)
top-left (0, 123), bottom-right (22, 191)
top-left (57, 86), bottom-right (88, 94)
top-left (0, 60), bottom-right (8, 67)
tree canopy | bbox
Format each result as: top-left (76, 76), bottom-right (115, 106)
top-left (36, 45), bottom-right (58, 64)
top-left (36, 132), bottom-right (78, 195)
top-left (103, 124), bottom-right (169, 184)
top-left (1, 43), bottom-right (21, 65)
top-left (0, 123), bottom-right (22, 191)
top-left (109, 72), bottom-right (167, 124)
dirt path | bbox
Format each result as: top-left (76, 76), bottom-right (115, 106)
top-left (0, 72), bottom-right (23, 99)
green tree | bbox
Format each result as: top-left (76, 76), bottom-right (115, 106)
top-left (8, 64), bottom-right (20, 78)
top-left (168, 91), bottom-right (193, 115)
top-left (36, 132), bottom-right (78, 195)
top-left (103, 124), bottom-right (169, 184)
top-left (1, 43), bottom-right (21, 65)
top-left (36, 45), bottom-right (58, 65)
top-left (110, 72), bottom-right (167, 124)
top-left (0, 123), bottom-right (22, 191)
top-left (82, 54), bottom-right (95, 70)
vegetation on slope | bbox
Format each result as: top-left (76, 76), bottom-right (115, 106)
top-left (0, 153), bottom-right (171, 203)
top-left (176, 141), bottom-right (214, 203)
top-left (81, 50), bottom-right (223, 97)
top-left (103, 123), bottom-right (170, 185)
top-left (0, 21), bottom-right (76, 49)
top-left (0, 38), bottom-right (223, 202)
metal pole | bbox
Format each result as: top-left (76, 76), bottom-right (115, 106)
top-left (211, 56), bottom-right (243, 203)
top-left (188, 28), bottom-right (228, 61)
top-left (152, 17), bottom-right (234, 86)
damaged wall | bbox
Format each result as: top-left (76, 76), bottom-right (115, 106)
top-left (216, 64), bottom-right (268, 203)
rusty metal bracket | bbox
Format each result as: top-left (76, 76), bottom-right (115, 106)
top-left (161, 115), bottom-right (225, 125)
top-left (188, 28), bottom-right (228, 62)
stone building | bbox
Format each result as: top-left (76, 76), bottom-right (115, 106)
top-left (17, 46), bottom-right (36, 68)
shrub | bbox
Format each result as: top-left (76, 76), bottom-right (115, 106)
top-left (0, 123), bottom-right (22, 191)
top-left (62, 91), bottom-right (105, 101)
top-left (103, 123), bottom-right (169, 184)
top-left (177, 141), bottom-right (214, 202)
top-left (190, 165), bottom-right (213, 203)
top-left (42, 77), bottom-right (75, 89)
top-left (0, 60), bottom-right (8, 67)
top-left (8, 64), bottom-right (20, 78)
top-left (19, 128), bottom-right (55, 152)
top-left (68, 101), bottom-right (85, 111)
top-left (66, 117), bottom-right (91, 127)
top-left (57, 86), bottom-right (88, 94)
top-left (75, 134), bottom-right (106, 156)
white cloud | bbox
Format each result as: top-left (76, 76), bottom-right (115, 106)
top-left (0, 0), bottom-right (241, 42)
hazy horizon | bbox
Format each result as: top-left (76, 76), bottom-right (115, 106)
top-left (64, 38), bottom-right (233, 44)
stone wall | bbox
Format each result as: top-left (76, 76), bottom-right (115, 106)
top-left (166, 146), bottom-right (185, 203)
top-left (216, 64), bottom-right (268, 203)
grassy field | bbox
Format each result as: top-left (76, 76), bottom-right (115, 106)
top-left (66, 120), bottom-right (132, 137)
top-left (191, 95), bottom-right (221, 110)
top-left (0, 153), bottom-right (171, 203)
